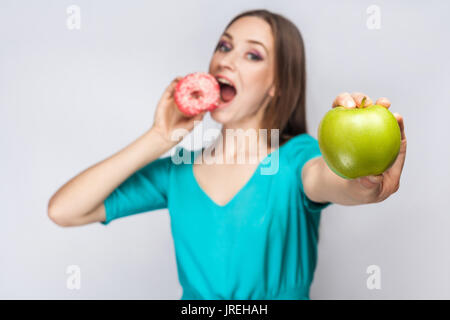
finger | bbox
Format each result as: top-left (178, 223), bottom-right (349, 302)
top-left (351, 92), bottom-right (373, 108)
top-left (392, 112), bottom-right (406, 141)
top-left (358, 174), bottom-right (383, 189)
top-left (165, 77), bottom-right (183, 99)
top-left (172, 76), bottom-right (184, 87)
top-left (383, 113), bottom-right (406, 187)
top-left (376, 97), bottom-right (391, 109)
top-left (332, 92), bottom-right (356, 108)
top-left (193, 110), bottom-right (207, 121)
top-left (169, 76), bottom-right (182, 86)
top-left (382, 145), bottom-right (406, 196)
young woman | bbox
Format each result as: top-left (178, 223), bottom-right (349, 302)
top-left (48, 9), bottom-right (407, 299)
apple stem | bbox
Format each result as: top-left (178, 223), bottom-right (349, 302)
top-left (360, 97), bottom-right (367, 108)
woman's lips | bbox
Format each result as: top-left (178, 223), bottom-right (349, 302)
top-left (213, 74), bottom-right (238, 110)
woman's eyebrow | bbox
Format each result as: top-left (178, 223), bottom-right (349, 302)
top-left (223, 32), bottom-right (268, 55)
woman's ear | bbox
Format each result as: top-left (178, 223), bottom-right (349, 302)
top-left (269, 83), bottom-right (282, 98)
top-left (269, 84), bottom-right (276, 97)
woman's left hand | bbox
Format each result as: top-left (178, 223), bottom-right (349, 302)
top-left (331, 92), bottom-right (407, 203)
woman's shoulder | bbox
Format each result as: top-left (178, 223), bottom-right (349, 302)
top-left (278, 133), bottom-right (322, 170)
top-left (280, 133), bottom-right (319, 153)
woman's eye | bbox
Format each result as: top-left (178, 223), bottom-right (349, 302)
top-left (247, 52), bottom-right (262, 61)
top-left (216, 41), bottom-right (262, 61)
top-left (217, 41), bottom-right (230, 52)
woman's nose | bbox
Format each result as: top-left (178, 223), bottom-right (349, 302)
top-left (218, 51), bottom-right (237, 71)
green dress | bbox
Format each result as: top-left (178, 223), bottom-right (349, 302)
top-left (102, 133), bottom-right (332, 299)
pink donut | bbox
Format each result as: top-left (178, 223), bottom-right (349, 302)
top-left (174, 72), bottom-right (220, 116)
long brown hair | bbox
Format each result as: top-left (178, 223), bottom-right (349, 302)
top-left (223, 9), bottom-right (307, 146)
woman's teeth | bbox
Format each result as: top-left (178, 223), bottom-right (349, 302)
top-left (218, 78), bottom-right (233, 86)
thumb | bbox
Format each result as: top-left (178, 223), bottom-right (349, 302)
top-left (193, 110), bottom-right (207, 121)
top-left (358, 174), bottom-right (383, 189)
top-left (166, 77), bottom-right (182, 98)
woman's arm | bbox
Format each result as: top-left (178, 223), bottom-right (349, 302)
top-left (302, 92), bottom-right (407, 206)
top-left (47, 128), bottom-right (175, 226)
top-left (302, 156), bottom-right (392, 205)
top-left (48, 77), bottom-right (207, 227)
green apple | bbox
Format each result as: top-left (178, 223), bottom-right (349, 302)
top-left (318, 99), bottom-right (401, 179)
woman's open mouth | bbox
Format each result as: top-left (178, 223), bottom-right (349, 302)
top-left (216, 76), bottom-right (237, 107)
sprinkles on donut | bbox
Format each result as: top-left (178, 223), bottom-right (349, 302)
top-left (174, 72), bottom-right (221, 116)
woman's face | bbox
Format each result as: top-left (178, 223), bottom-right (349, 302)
top-left (208, 16), bottom-right (275, 127)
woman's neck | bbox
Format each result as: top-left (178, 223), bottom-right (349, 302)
top-left (205, 122), bottom-right (274, 165)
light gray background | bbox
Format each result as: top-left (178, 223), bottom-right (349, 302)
top-left (1, 0), bottom-right (449, 299)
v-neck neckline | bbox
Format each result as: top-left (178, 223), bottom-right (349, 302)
top-left (189, 137), bottom-right (296, 209)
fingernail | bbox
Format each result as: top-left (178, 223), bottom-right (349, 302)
top-left (345, 99), bottom-right (356, 108)
top-left (368, 176), bottom-right (379, 183)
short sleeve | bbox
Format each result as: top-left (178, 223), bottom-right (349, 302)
top-left (289, 134), bottom-right (333, 213)
top-left (101, 155), bottom-right (172, 225)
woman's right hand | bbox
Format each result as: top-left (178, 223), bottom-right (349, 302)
top-left (150, 76), bottom-right (207, 146)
